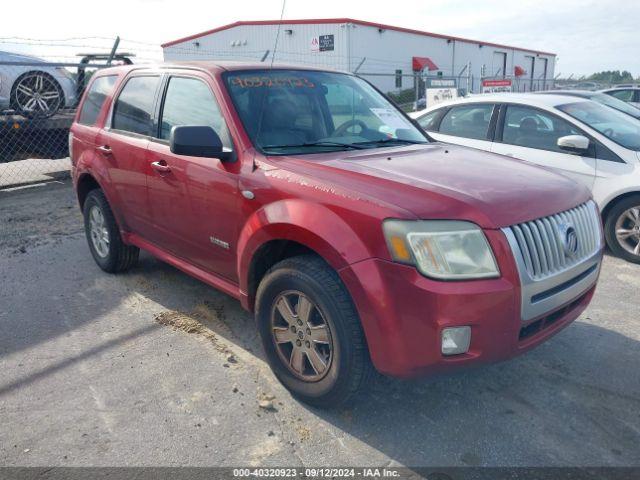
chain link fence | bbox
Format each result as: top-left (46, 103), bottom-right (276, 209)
top-left (0, 37), bottom-right (162, 189)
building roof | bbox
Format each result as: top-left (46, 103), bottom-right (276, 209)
top-left (161, 18), bottom-right (556, 56)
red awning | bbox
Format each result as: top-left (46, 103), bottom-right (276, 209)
top-left (412, 56), bottom-right (439, 72)
top-left (514, 65), bottom-right (526, 77)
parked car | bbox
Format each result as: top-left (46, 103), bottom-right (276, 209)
top-left (0, 51), bottom-right (77, 118)
top-left (601, 87), bottom-right (640, 109)
top-left (537, 90), bottom-right (640, 121)
top-left (412, 93), bottom-right (640, 263)
top-left (70, 64), bottom-right (603, 407)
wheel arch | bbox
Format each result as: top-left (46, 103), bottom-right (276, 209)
top-left (76, 172), bottom-right (102, 210)
top-left (600, 190), bottom-right (640, 222)
top-left (237, 200), bottom-right (373, 311)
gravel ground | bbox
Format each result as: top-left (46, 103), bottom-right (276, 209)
top-left (0, 181), bottom-right (639, 467)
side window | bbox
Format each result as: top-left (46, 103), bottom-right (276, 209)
top-left (78, 75), bottom-right (117, 126)
top-left (502, 105), bottom-right (580, 153)
top-left (439, 104), bottom-right (494, 140)
top-left (608, 90), bottom-right (634, 102)
top-left (417, 109), bottom-right (442, 131)
top-left (159, 77), bottom-right (231, 147)
top-left (112, 76), bottom-right (160, 136)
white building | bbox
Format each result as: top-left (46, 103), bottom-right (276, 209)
top-left (162, 18), bottom-right (556, 95)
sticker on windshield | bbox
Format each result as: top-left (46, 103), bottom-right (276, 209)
top-left (370, 108), bottom-right (409, 131)
top-left (230, 76), bottom-right (316, 88)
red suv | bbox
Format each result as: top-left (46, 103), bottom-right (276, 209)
top-left (70, 63), bottom-right (604, 407)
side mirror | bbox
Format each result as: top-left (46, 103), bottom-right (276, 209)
top-left (557, 135), bottom-right (590, 154)
top-left (169, 125), bottom-right (233, 161)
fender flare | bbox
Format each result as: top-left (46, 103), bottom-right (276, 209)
top-left (75, 164), bottom-right (128, 231)
top-left (236, 199), bottom-right (373, 301)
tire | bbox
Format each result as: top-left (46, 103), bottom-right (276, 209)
top-left (10, 71), bottom-right (64, 119)
top-left (83, 189), bottom-right (139, 273)
top-left (604, 195), bottom-right (640, 264)
top-left (255, 254), bottom-right (374, 408)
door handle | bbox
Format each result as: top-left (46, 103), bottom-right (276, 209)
top-left (96, 145), bottom-right (112, 155)
top-left (151, 160), bottom-right (171, 173)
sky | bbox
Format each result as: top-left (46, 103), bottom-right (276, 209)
top-left (1, 0), bottom-right (638, 77)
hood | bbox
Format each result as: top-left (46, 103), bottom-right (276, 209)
top-left (269, 143), bottom-right (591, 229)
top-left (0, 50), bottom-right (45, 63)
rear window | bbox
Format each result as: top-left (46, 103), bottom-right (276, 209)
top-left (112, 76), bottom-right (160, 136)
top-left (78, 75), bottom-right (117, 126)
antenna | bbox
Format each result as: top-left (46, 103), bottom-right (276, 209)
top-left (253, 0), bottom-right (287, 168)
top-left (270, 0), bottom-right (287, 66)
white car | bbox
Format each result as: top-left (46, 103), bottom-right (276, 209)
top-left (411, 93), bottom-right (640, 263)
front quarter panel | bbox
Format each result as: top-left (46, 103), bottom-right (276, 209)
top-left (235, 158), bottom-right (415, 309)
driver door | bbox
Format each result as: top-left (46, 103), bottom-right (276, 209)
top-left (146, 73), bottom-right (240, 281)
top-left (490, 104), bottom-right (596, 189)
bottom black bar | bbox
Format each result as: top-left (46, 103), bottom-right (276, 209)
top-left (0, 467), bottom-right (638, 480)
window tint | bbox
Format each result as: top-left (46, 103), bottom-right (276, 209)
top-left (439, 104), bottom-right (494, 140)
top-left (608, 90), bottom-right (634, 102)
top-left (417, 109), bottom-right (442, 131)
top-left (78, 75), bottom-right (117, 126)
top-left (159, 77), bottom-right (231, 147)
top-left (112, 76), bottom-right (160, 136)
top-left (502, 105), bottom-right (580, 152)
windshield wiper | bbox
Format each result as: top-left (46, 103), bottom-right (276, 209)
top-left (263, 141), bottom-right (365, 151)
top-left (353, 138), bottom-right (428, 146)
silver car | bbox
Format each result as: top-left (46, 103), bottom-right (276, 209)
top-left (601, 87), bottom-right (640, 109)
top-left (0, 50), bottom-right (77, 118)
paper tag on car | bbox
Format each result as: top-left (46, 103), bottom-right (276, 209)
top-left (370, 108), bottom-right (409, 131)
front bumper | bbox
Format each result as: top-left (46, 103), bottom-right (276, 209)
top-left (339, 229), bottom-right (602, 378)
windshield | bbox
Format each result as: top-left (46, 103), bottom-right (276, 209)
top-left (557, 101), bottom-right (640, 151)
top-left (224, 69), bottom-right (428, 155)
top-left (591, 93), bottom-right (640, 120)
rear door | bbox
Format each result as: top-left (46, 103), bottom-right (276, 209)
top-left (96, 74), bottom-right (161, 237)
top-left (145, 72), bottom-right (240, 281)
top-left (71, 74), bottom-right (119, 173)
top-left (428, 103), bottom-right (497, 152)
top-left (490, 103), bottom-right (596, 189)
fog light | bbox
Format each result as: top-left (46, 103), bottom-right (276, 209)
top-left (441, 327), bottom-right (471, 355)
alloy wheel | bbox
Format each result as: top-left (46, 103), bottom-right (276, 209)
top-left (89, 205), bottom-right (110, 258)
top-left (270, 290), bottom-right (333, 382)
top-left (615, 205), bottom-right (640, 257)
top-left (14, 73), bottom-right (62, 117)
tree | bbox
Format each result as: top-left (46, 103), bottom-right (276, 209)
top-left (587, 70), bottom-right (635, 83)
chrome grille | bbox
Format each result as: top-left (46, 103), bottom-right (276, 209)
top-left (506, 201), bottom-right (601, 280)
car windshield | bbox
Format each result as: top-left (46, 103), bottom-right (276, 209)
top-left (557, 101), bottom-right (640, 151)
top-left (224, 69), bottom-right (428, 155)
top-left (591, 93), bottom-right (640, 120)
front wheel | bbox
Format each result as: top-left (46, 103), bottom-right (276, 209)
top-left (11, 71), bottom-right (64, 118)
top-left (604, 195), bottom-right (640, 264)
top-left (255, 255), bottom-right (374, 408)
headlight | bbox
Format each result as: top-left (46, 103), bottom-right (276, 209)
top-left (383, 219), bottom-right (500, 280)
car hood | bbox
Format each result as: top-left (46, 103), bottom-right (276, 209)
top-left (268, 143), bottom-right (591, 229)
top-left (0, 50), bottom-right (46, 63)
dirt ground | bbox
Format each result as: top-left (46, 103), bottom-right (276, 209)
top-left (0, 180), bottom-right (639, 468)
